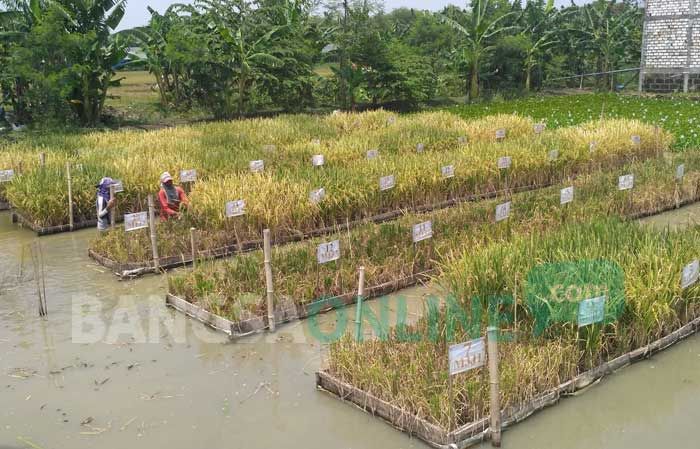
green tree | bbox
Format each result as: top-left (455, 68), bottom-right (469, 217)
top-left (441, 0), bottom-right (517, 100)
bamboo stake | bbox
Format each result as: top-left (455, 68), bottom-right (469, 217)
top-left (487, 326), bottom-right (502, 447)
top-left (190, 227), bottom-right (197, 268)
top-left (263, 229), bottom-right (275, 332)
top-left (147, 195), bottom-right (160, 271)
top-left (66, 162), bottom-right (74, 231)
top-left (354, 266), bottom-right (366, 342)
top-left (110, 184), bottom-right (116, 228)
top-left (39, 152), bottom-right (46, 167)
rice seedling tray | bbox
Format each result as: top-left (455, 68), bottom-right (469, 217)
top-left (316, 314), bottom-right (700, 449)
top-left (165, 270), bottom-right (435, 339)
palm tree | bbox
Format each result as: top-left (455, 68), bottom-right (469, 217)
top-left (441, 0), bottom-right (517, 100)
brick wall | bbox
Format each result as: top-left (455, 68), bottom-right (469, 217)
top-left (642, 0), bottom-right (698, 91)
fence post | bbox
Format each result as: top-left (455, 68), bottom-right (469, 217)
top-left (147, 195), bottom-right (160, 271)
top-left (190, 227), bottom-right (198, 268)
top-left (263, 229), bottom-right (276, 332)
top-left (487, 326), bottom-right (502, 447)
top-left (66, 162), bottom-right (74, 231)
top-left (354, 266), bottom-right (366, 342)
top-left (110, 184), bottom-right (116, 228)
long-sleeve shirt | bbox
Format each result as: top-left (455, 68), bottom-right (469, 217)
top-left (97, 196), bottom-right (110, 231)
top-left (158, 186), bottom-right (190, 220)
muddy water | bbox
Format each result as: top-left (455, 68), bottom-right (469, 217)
top-left (2, 207), bottom-right (700, 449)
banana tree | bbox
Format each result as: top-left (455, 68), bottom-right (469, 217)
top-left (202, 0), bottom-right (284, 116)
top-left (578, 0), bottom-right (640, 90)
top-left (49, 0), bottom-right (128, 124)
top-left (519, 0), bottom-right (566, 91)
top-left (0, 0), bottom-right (46, 121)
top-left (441, 0), bottom-right (517, 100)
top-left (120, 5), bottom-right (185, 106)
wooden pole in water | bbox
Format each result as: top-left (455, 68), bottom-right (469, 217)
top-left (66, 162), bottom-right (74, 231)
top-left (487, 326), bottom-right (502, 447)
top-left (110, 184), bottom-right (116, 228)
top-left (263, 229), bottom-right (276, 332)
top-left (354, 266), bottom-right (366, 342)
top-left (147, 195), bottom-right (160, 271)
top-left (190, 227), bottom-right (197, 268)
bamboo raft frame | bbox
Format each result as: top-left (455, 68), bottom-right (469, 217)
top-left (165, 270), bottom-right (435, 339)
top-left (91, 182), bottom-right (548, 277)
top-left (12, 210), bottom-right (129, 236)
top-left (316, 314), bottom-right (700, 448)
top-left (89, 150), bottom-right (663, 277)
top-left (160, 193), bottom-right (700, 342)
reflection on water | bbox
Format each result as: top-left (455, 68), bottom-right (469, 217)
top-left (1, 210), bottom-right (700, 449)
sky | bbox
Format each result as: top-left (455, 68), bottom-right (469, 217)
top-left (117, 0), bottom-right (589, 31)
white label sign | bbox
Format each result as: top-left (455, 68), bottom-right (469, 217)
top-left (589, 141), bottom-right (597, 153)
top-left (124, 212), bottom-right (149, 232)
top-left (412, 221), bottom-right (433, 243)
top-left (367, 149), bottom-right (379, 160)
top-left (631, 135), bottom-right (641, 146)
top-left (387, 116), bottom-right (397, 125)
top-left (618, 174), bottom-right (634, 191)
top-left (560, 186), bottom-right (574, 205)
top-left (534, 123), bottom-right (546, 134)
top-left (496, 129), bottom-right (506, 139)
top-left (458, 136), bottom-right (468, 145)
top-left (0, 169), bottom-right (15, 183)
top-left (676, 164), bottom-right (685, 182)
top-left (442, 165), bottom-right (455, 179)
top-left (498, 156), bottom-right (512, 170)
top-left (496, 201), bottom-right (511, 222)
top-left (250, 160), bottom-right (265, 173)
top-left (310, 188), bottom-right (326, 204)
top-left (449, 338), bottom-right (486, 376)
top-left (263, 144), bottom-right (276, 153)
top-left (548, 149), bottom-right (559, 161)
top-left (317, 240), bottom-right (340, 264)
top-left (225, 200), bottom-right (246, 218)
top-left (577, 296), bottom-right (606, 327)
top-left (416, 143), bottom-right (425, 153)
top-left (180, 169), bottom-right (197, 183)
top-left (113, 180), bottom-right (124, 193)
top-left (681, 260), bottom-right (700, 289)
top-left (312, 154), bottom-right (325, 167)
top-left (380, 175), bottom-right (396, 191)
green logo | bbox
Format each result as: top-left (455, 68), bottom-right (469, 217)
top-left (525, 259), bottom-right (625, 335)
